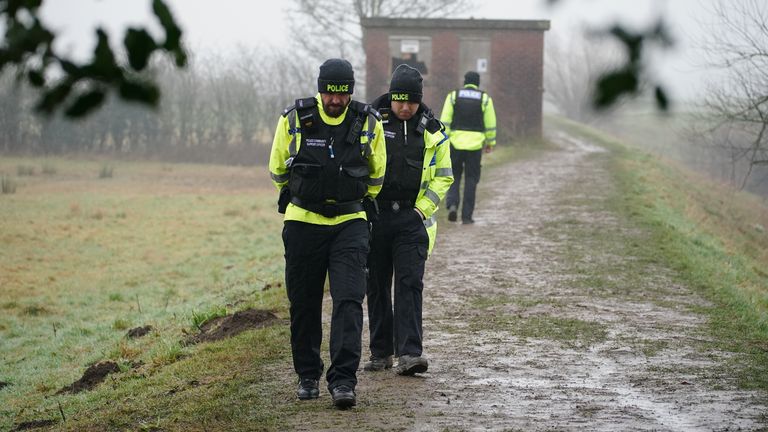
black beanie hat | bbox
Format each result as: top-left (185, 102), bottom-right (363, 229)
top-left (464, 71), bottom-right (480, 86)
top-left (389, 64), bottom-right (423, 103)
top-left (318, 58), bottom-right (355, 94)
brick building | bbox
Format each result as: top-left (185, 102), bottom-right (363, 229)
top-left (362, 18), bottom-right (550, 141)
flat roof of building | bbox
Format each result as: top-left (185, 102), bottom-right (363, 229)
top-left (361, 17), bottom-right (550, 31)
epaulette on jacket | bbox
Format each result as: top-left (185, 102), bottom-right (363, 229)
top-left (348, 100), bottom-right (382, 121)
top-left (282, 97), bottom-right (317, 117)
top-left (365, 105), bottom-right (383, 121)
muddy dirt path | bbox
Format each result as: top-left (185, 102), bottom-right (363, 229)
top-left (287, 129), bottom-right (767, 431)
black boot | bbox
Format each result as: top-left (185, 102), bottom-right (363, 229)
top-left (448, 208), bottom-right (458, 222)
top-left (330, 384), bottom-right (356, 409)
top-left (395, 355), bottom-right (429, 376)
top-left (296, 378), bottom-right (319, 400)
top-left (363, 355), bottom-right (393, 372)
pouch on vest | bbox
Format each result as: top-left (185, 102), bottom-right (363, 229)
top-left (337, 165), bottom-right (369, 202)
top-left (402, 157), bottom-right (424, 192)
top-left (288, 162), bottom-right (323, 203)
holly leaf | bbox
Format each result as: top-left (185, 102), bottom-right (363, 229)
top-left (124, 28), bottom-right (157, 71)
top-left (119, 79), bottom-right (160, 105)
top-left (65, 89), bottom-right (106, 117)
top-left (593, 69), bottom-right (639, 109)
top-left (654, 85), bottom-right (669, 111)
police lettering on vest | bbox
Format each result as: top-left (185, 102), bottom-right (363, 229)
top-left (391, 93), bottom-right (410, 101)
top-left (452, 89), bottom-right (485, 132)
top-left (326, 83), bottom-right (349, 93)
top-left (457, 89), bottom-right (482, 100)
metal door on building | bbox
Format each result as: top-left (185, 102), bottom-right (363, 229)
top-left (388, 36), bottom-right (432, 77)
top-left (458, 37), bottom-right (490, 88)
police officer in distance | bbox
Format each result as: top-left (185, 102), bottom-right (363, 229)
top-left (268, 58), bottom-right (386, 409)
top-left (440, 71), bottom-right (497, 224)
top-left (364, 64), bottom-right (453, 376)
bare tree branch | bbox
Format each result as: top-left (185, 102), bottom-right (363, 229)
top-left (288, 0), bottom-right (475, 68)
top-left (544, 31), bottom-right (622, 122)
top-left (697, 0), bottom-right (768, 188)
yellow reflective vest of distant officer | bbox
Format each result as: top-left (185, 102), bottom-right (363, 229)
top-left (269, 94), bottom-right (386, 224)
top-left (440, 83), bottom-right (497, 151)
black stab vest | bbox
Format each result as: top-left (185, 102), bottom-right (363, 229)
top-left (451, 88), bottom-right (485, 132)
top-left (286, 98), bottom-right (371, 204)
top-left (373, 94), bottom-right (441, 202)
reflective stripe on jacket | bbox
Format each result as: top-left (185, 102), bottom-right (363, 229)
top-left (416, 125), bottom-right (453, 255)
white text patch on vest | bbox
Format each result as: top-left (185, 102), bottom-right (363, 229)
top-left (305, 138), bottom-right (327, 147)
top-left (458, 89), bottom-right (482, 100)
top-left (384, 130), bottom-right (396, 139)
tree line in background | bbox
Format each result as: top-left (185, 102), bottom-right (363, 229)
top-left (0, 0), bottom-right (472, 164)
top-left (0, 0), bottom-right (766, 192)
top-left (0, 48), bottom-right (315, 164)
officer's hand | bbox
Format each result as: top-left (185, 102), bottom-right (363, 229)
top-left (363, 196), bottom-right (379, 222)
top-left (484, 145), bottom-right (493, 154)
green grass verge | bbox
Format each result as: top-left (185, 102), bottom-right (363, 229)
top-left (482, 136), bottom-right (555, 169)
top-left (550, 116), bottom-right (768, 390)
top-left (467, 294), bottom-right (606, 348)
top-left (469, 313), bottom-right (609, 349)
top-left (0, 157), bottom-right (291, 430)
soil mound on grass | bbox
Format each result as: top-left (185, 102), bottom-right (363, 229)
top-left (127, 325), bottom-right (153, 339)
top-left (57, 361), bottom-right (120, 394)
top-left (185, 308), bottom-right (279, 345)
top-left (13, 419), bottom-right (57, 430)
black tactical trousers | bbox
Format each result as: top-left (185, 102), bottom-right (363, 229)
top-left (282, 219), bottom-right (369, 390)
top-left (367, 205), bottom-right (429, 358)
top-left (445, 147), bottom-right (482, 222)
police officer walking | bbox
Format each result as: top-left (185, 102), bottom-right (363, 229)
top-left (268, 58), bottom-right (386, 409)
top-left (440, 71), bottom-right (497, 224)
top-left (364, 64), bottom-right (453, 375)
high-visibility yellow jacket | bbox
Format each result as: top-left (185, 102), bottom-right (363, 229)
top-left (440, 84), bottom-right (497, 151)
top-left (268, 94), bottom-right (386, 225)
top-left (413, 123), bottom-right (453, 255)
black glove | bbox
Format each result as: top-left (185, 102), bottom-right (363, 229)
top-left (363, 196), bottom-right (379, 222)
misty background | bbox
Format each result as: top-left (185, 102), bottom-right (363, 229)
top-left (1, 0), bottom-right (766, 195)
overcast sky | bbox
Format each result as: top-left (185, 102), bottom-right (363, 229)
top-left (39, 0), bottom-right (711, 101)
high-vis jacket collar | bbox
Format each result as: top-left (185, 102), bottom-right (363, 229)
top-left (315, 93), bottom-right (349, 126)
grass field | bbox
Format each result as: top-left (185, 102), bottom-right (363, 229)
top-left (0, 157), bottom-right (289, 429)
